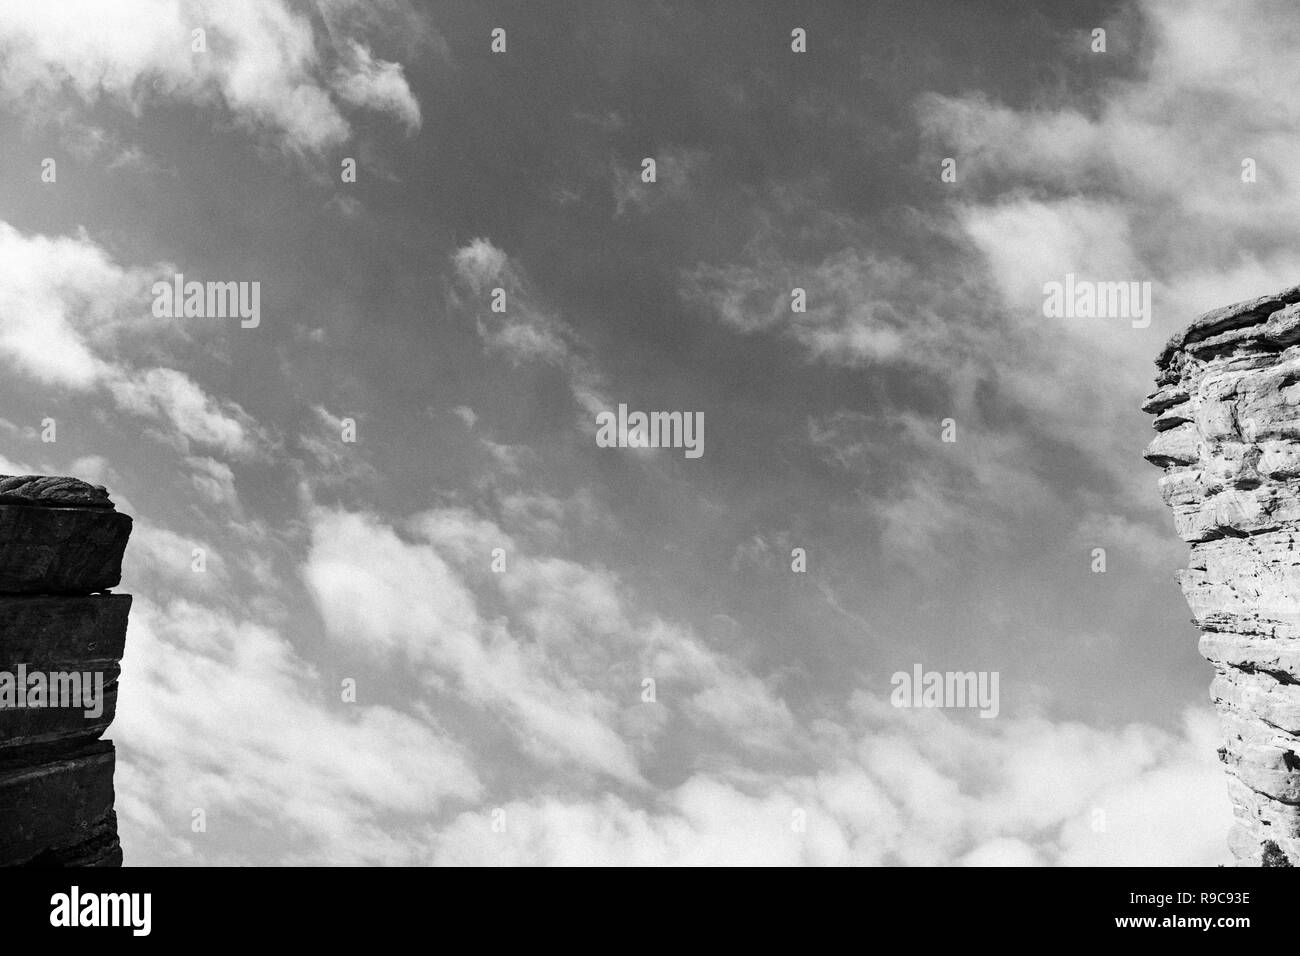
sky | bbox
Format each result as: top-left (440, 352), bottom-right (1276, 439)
top-left (3, 0), bottom-right (1298, 865)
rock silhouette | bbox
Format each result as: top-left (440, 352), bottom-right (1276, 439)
top-left (0, 476), bottom-right (132, 866)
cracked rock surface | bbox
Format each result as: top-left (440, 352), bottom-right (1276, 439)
top-left (1146, 285), bottom-right (1300, 866)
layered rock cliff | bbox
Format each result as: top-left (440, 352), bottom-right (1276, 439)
top-left (0, 476), bottom-right (132, 866)
top-left (1145, 286), bottom-right (1300, 866)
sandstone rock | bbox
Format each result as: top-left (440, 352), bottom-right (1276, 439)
top-left (23, 811), bottom-right (121, 866)
top-left (0, 667), bottom-right (120, 759)
top-left (0, 500), bottom-right (132, 594)
top-left (0, 595), bottom-right (132, 664)
top-left (1142, 383), bottom-right (1189, 414)
top-left (1152, 400), bottom-right (1193, 431)
top-left (0, 478), bottom-right (132, 867)
top-left (0, 476), bottom-right (114, 509)
top-left (1157, 283), bottom-right (1300, 370)
top-left (1148, 286), bottom-right (1300, 865)
top-left (1264, 302), bottom-right (1300, 345)
top-left (0, 595), bottom-right (129, 758)
top-left (0, 741), bottom-right (119, 866)
top-left (1143, 421), bottom-right (1199, 466)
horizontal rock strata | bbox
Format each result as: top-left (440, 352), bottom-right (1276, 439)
top-left (1146, 287), bottom-right (1300, 866)
top-left (0, 502), bottom-right (132, 594)
top-left (0, 743), bottom-right (121, 866)
top-left (0, 477), bottom-right (132, 867)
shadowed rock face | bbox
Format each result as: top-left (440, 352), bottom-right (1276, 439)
top-left (0, 475), bottom-right (131, 595)
top-left (1146, 288), bottom-right (1300, 867)
top-left (0, 477), bottom-right (132, 867)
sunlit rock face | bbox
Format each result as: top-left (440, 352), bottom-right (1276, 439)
top-left (1146, 286), bottom-right (1300, 867)
top-left (0, 476), bottom-right (132, 867)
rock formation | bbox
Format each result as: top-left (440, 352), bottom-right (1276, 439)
top-left (0, 476), bottom-right (132, 866)
top-left (1145, 285), bottom-right (1300, 866)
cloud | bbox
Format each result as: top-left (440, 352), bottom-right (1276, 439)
top-left (330, 39), bottom-right (421, 132)
top-left (806, 409), bottom-right (1056, 564)
top-left (294, 405), bottom-right (378, 496)
top-left (0, 222), bottom-right (140, 388)
top-left (429, 701), bottom-right (1229, 866)
top-left (0, 0), bottom-right (423, 156)
top-left (0, 0), bottom-right (1259, 867)
top-left (125, 520), bottom-right (230, 595)
top-left (898, 0), bottom-right (1300, 531)
top-left (113, 596), bottom-right (481, 865)
top-left (613, 146), bottom-right (707, 216)
top-left (1074, 511), bottom-right (1186, 572)
top-left (184, 455), bottom-right (240, 510)
top-left (957, 197), bottom-right (1141, 335)
top-left (450, 238), bottom-right (571, 365)
top-left (683, 248), bottom-right (934, 366)
top-left (89, 442), bottom-right (1233, 866)
top-left (292, 495), bottom-right (1231, 866)
top-left (0, 221), bottom-right (272, 459)
top-left (325, 194), bottom-right (363, 218)
top-left (686, 0), bottom-right (1300, 555)
top-left (109, 368), bottom-right (266, 460)
top-left (919, 0), bottom-right (1300, 349)
top-left (452, 239), bottom-right (510, 294)
top-left (304, 507), bottom-right (647, 784)
top-left (448, 239), bottom-right (615, 426)
top-left (477, 318), bottom-right (569, 367)
top-left (451, 405), bottom-right (477, 429)
top-left (299, 498), bottom-right (815, 794)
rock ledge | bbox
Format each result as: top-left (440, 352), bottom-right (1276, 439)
top-left (1146, 288), bottom-right (1300, 866)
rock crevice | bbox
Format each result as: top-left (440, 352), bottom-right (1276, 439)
top-left (1146, 289), bottom-right (1300, 866)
